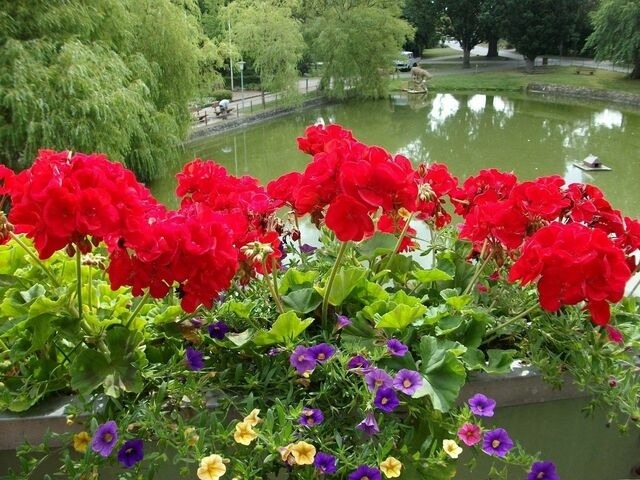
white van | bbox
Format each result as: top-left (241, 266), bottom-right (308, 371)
top-left (394, 51), bottom-right (417, 71)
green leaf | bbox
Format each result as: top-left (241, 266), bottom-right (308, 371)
top-left (444, 294), bottom-right (472, 311)
top-left (356, 232), bottom-right (397, 258)
top-left (412, 268), bottom-right (453, 283)
top-left (485, 349), bottom-right (516, 374)
top-left (150, 305), bottom-right (184, 325)
top-left (227, 329), bottom-right (254, 347)
top-left (0, 273), bottom-right (20, 287)
top-left (435, 315), bottom-right (464, 334)
top-left (279, 268), bottom-right (319, 294)
top-left (413, 336), bottom-right (466, 412)
top-left (376, 303), bottom-right (427, 330)
top-left (253, 311), bottom-right (314, 346)
top-left (224, 300), bottom-right (252, 319)
top-left (316, 267), bottom-right (366, 307)
top-left (281, 288), bottom-right (322, 314)
top-left (70, 349), bottom-right (110, 395)
top-left (26, 314), bottom-right (55, 352)
top-left (19, 284), bottom-right (46, 304)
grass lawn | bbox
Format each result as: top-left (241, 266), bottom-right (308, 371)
top-left (421, 47), bottom-right (460, 59)
top-left (392, 66), bottom-right (640, 95)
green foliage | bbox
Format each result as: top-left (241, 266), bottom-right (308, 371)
top-left (501, 0), bottom-right (582, 68)
top-left (584, 0), bottom-right (640, 79)
top-left (304, 0), bottom-right (415, 99)
top-left (225, 0), bottom-right (305, 96)
top-left (0, 0), bottom-right (220, 181)
top-left (437, 0), bottom-right (486, 67)
top-left (210, 89), bottom-right (233, 101)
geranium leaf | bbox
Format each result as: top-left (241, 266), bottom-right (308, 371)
top-left (376, 303), bottom-right (427, 329)
top-left (485, 349), bottom-right (516, 373)
top-left (70, 349), bottom-right (110, 395)
top-left (227, 329), bottom-right (254, 347)
top-left (412, 268), bottom-right (453, 283)
top-left (316, 267), bottom-right (366, 306)
top-left (356, 232), bottom-right (397, 258)
top-left (413, 336), bottom-right (466, 412)
top-left (279, 268), bottom-right (319, 294)
top-left (281, 288), bottom-right (322, 314)
top-left (253, 311), bottom-right (314, 346)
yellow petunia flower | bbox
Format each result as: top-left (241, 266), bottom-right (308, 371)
top-left (443, 439), bottom-right (463, 459)
top-left (72, 431), bottom-right (91, 453)
top-left (289, 441), bottom-right (316, 465)
top-left (233, 420), bottom-right (257, 445)
top-left (184, 427), bottom-right (200, 447)
top-left (243, 408), bottom-right (261, 427)
top-left (380, 456), bottom-right (403, 478)
top-left (197, 454), bottom-right (227, 480)
top-left (278, 443), bottom-right (296, 464)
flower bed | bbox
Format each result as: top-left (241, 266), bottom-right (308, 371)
top-left (0, 124), bottom-right (639, 479)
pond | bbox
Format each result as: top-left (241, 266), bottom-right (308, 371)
top-left (151, 93), bottom-right (640, 220)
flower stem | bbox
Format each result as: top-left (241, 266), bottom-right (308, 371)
top-left (482, 304), bottom-right (539, 345)
top-left (262, 259), bottom-right (284, 313)
top-left (126, 290), bottom-right (151, 328)
top-left (75, 249), bottom-right (83, 322)
top-left (380, 212), bottom-right (416, 273)
top-left (321, 241), bottom-right (349, 325)
top-left (462, 241), bottom-right (491, 296)
top-left (9, 232), bottom-right (60, 288)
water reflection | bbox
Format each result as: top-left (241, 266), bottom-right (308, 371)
top-left (428, 94), bottom-right (460, 130)
top-left (593, 109), bottom-right (623, 129)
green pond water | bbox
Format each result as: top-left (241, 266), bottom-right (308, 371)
top-left (152, 92), bottom-right (640, 220)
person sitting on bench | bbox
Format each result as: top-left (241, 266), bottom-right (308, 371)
top-left (218, 98), bottom-right (230, 115)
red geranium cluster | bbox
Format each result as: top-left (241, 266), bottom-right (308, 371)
top-left (453, 169), bottom-right (638, 326)
top-left (4, 151), bottom-right (240, 312)
top-left (4, 150), bottom-right (158, 259)
top-left (175, 159), bottom-right (283, 277)
top-left (107, 203), bottom-right (239, 312)
top-left (268, 124), bottom-right (458, 243)
top-left (508, 222), bottom-right (631, 326)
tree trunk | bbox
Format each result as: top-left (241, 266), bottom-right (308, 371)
top-left (486, 36), bottom-right (499, 58)
top-left (463, 48), bottom-right (471, 68)
top-left (524, 57), bottom-right (535, 73)
top-left (631, 58), bottom-right (640, 79)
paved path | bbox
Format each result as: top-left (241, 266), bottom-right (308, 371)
top-left (192, 77), bottom-right (321, 130)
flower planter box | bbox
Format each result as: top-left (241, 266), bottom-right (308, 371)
top-left (2, 366), bottom-right (639, 479)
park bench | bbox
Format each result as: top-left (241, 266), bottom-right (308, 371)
top-left (575, 66), bottom-right (596, 75)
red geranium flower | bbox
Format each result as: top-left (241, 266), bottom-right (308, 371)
top-left (325, 194), bottom-right (374, 242)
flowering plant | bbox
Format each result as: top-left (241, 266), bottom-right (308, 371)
top-left (1, 125), bottom-right (639, 479)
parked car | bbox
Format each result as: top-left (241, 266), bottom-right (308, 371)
top-left (394, 51), bottom-right (418, 71)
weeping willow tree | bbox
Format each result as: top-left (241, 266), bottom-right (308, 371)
top-left (303, 0), bottom-right (414, 99)
top-left (225, 0), bottom-right (305, 97)
top-left (0, 0), bottom-right (221, 182)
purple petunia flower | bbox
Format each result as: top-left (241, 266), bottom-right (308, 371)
top-left (185, 347), bottom-right (205, 371)
top-left (308, 343), bottom-right (335, 363)
top-left (386, 338), bottom-right (409, 357)
top-left (527, 461), bottom-right (560, 480)
top-left (314, 451), bottom-right (338, 474)
top-left (468, 393), bottom-right (496, 417)
top-left (373, 386), bottom-right (400, 413)
top-left (335, 313), bottom-right (352, 329)
top-left (300, 243), bottom-right (317, 255)
top-left (482, 428), bottom-right (514, 457)
top-left (299, 407), bottom-right (324, 427)
top-left (91, 421), bottom-right (118, 457)
top-left (117, 438), bottom-right (144, 468)
top-left (289, 345), bottom-right (316, 374)
top-left (348, 465), bottom-right (382, 480)
top-left (356, 411), bottom-right (380, 436)
top-left (392, 369), bottom-right (423, 395)
top-left (208, 321), bottom-right (229, 340)
top-left (347, 355), bottom-right (370, 370)
top-left (365, 368), bottom-right (393, 391)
